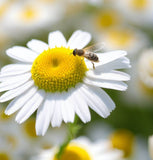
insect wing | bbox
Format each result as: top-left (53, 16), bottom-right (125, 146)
top-left (84, 42), bottom-right (106, 53)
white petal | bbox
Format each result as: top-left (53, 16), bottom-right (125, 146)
top-left (61, 92), bottom-right (75, 123)
top-left (15, 89), bottom-right (45, 124)
top-left (0, 80), bottom-right (34, 102)
top-left (94, 57), bottom-right (131, 72)
top-left (1, 64), bottom-right (32, 75)
top-left (86, 70), bottom-right (130, 81)
top-left (51, 97), bottom-right (63, 127)
top-left (0, 73), bottom-right (31, 92)
top-left (5, 86), bottom-right (38, 115)
top-left (83, 84), bottom-right (115, 112)
top-left (27, 39), bottom-right (49, 54)
top-left (6, 46), bottom-right (38, 62)
top-left (67, 30), bottom-right (91, 49)
top-left (98, 149), bottom-right (123, 160)
top-left (69, 85), bottom-right (91, 123)
top-left (84, 78), bottom-right (128, 91)
top-left (81, 87), bottom-right (110, 118)
top-left (98, 50), bottom-right (127, 65)
top-left (48, 31), bottom-right (66, 48)
top-left (36, 93), bottom-right (55, 136)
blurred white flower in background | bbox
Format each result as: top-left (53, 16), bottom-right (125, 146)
top-left (98, 26), bottom-right (149, 56)
top-left (92, 7), bottom-right (123, 32)
top-left (20, 117), bottom-right (67, 151)
top-left (0, 107), bottom-right (29, 160)
top-left (123, 49), bottom-right (153, 106)
top-left (138, 49), bottom-right (153, 89)
top-left (149, 135), bottom-right (153, 159)
top-left (85, 121), bottom-right (150, 160)
top-left (0, 30), bottom-right (130, 136)
top-left (0, 107), bottom-right (67, 160)
top-left (1, 0), bottom-right (65, 39)
top-left (0, 0), bottom-right (13, 22)
top-left (31, 137), bottom-right (123, 160)
top-left (114, 0), bottom-right (153, 27)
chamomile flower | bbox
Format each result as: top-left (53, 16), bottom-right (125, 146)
top-left (0, 0), bottom-right (13, 21)
top-left (0, 30), bottom-right (130, 136)
top-left (3, 0), bottom-right (64, 37)
top-left (93, 7), bottom-right (123, 31)
top-left (85, 122), bottom-right (150, 160)
top-left (114, 0), bottom-right (153, 27)
top-left (20, 117), bottom-right (67, 151)
top-left (149, 135), bottom-right (153, 159)
top-left (98, 26), bottom-right (149, 55)
top-left (123, 49), bottom-right (153, 106)
top-left (31, 137), bottom-right (123, 160)
top-left (0, 111), bottom-right (29, 160)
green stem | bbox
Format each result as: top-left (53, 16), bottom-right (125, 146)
top-left (56, 116), bottom-right (81, 160)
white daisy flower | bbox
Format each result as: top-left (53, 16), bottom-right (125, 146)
top-left (0, 0), bottom-right (13, 21)
top-left (85, 122), bottom-right (150, 160)
top-left (97, 26), bottom-right (149, 55)
top-left (0, 30), bottom-right (130, 136)
top-left (138, 49), bottom-right (153, 89)
top-left (149, 135), bottom-right (153, 159)
top-left (30, 137), bottom-right (123, 160)
top-left (114, 0), bottom-right (153, 27)
top-left (92, 7), bottom-right (123, 32)
top-left (3, 0), bottom-right (65, 37)
top-left (20, 117), bottom-right (67, 151)
top-left (123, 49), bottom-right (153, 106)
top-left (0, 111), bottom-right (29, 160)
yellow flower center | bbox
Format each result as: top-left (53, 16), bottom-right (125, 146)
top-left (0, 1), bottom-right (12, 18)
top-left (31, 47), bottom-right (88, 92)
top-left (20, 6), bottom-right (38, 22)
top-left (130, 0), bottom-right (148, 10)
top-left (95, 9), bottom-right (120, 30)
top-left (110, 129), bottom-right (134, 158)
top-left (105, 29), bottom-right (134, 49)
top-left (6, 135), bottom-right (17, 149)
top-left (54, 144), bottom-right (91, 160)
top-left (22, 118), bottom-right (37, 138)
top-left (0, 111), bottom-right (10, 121)
top-left (39, 0), bottom-right (55, 3)
top-left (0, 152), bottom-right (10, 160)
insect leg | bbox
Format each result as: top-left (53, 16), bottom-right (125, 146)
top-left (92, 62), bottom-right (95, 69)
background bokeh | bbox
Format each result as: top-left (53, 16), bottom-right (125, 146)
top-left (0, 0), bottom-right (153, 159)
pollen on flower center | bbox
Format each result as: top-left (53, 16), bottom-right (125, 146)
top-left (31, 47), bottom-right (88, 92)
top-left (54, 144), bottom-right (91, 160)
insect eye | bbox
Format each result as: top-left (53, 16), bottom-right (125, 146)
top-left (73, 49), bottom-right (77, 56)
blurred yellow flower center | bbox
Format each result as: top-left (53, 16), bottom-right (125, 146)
top-left (23, 119), bottom-right (37, 138)
top-left (31, 47), bottom-right (88, 92)
top-left (95, 10), bottom-right (120, 30)
top-left (0, 152), bottom-right (10, 160)
top-left (6, 135), bottom-right (17, 149)
top-left (20, 6), bottom-right (37, 21)
top-left (130, 0), bottom-right (148, 10)
top-left (0, 112), bottom-right (10, 121)
top-left (54, 144), bottom-right (91, 160)
top-left (39, 0), bottom-right (55, 3)
top-left (106, 29), bottom-right (134, 48)
top-left (110, 129), bottom-right (134, 158)
top-left (0, 2), bottom-right (11, 17)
